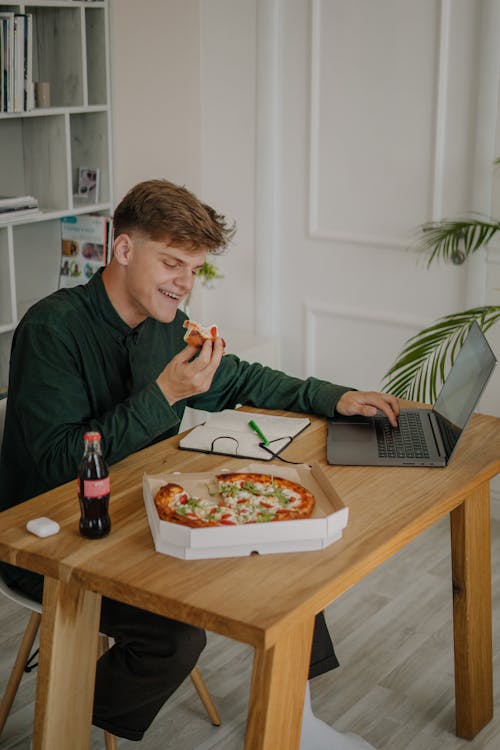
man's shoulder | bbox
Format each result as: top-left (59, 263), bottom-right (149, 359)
top-left (19, 285), bottom-right (90, 333)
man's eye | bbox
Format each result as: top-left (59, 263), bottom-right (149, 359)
top-left (164, 261), bottom-right (177, 269)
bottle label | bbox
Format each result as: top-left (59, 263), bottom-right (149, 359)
top-left (83, 477), bottom-right (110, 498)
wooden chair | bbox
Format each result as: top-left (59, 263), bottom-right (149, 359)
top-left (0, 574), bottom-right (221, 747)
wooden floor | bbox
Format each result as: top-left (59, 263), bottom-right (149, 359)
top-left (0, 494), bottom-right (499, 750)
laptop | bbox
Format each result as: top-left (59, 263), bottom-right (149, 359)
top-left (327, 321), bottom-right (497, 467)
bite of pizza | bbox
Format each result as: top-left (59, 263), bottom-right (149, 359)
top-left (183, 319), bottom-right (223, 348)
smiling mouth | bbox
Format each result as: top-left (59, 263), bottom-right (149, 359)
top-left (159, 289), bottom-right (180, 302)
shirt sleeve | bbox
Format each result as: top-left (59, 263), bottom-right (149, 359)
top-left (187, 354), bottom-right (353, 417)
top-left (10, 321), bottom-right (179, 486)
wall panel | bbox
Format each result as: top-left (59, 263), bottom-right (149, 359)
top-left (310, 0), bottom-right (440, 243)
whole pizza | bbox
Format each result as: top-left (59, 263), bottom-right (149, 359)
top-left (154, 472), bottom-right (315, 528)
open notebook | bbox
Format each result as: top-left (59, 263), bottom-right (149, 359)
top-left (179, 409), bottom-right (310, 461)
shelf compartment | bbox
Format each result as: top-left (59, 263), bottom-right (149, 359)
top-left (0, 228), bottom-right (15, 329)
top-left (13, 220), bottom-right (62, 320)
top-left (70, 110), bottom-right (110, 207)
top-left (85, 6), bottom-right (107, 106)
top-left (29, 5), bottom-right (84, 107)
top-left (0, 115), bottom-right (69, 212)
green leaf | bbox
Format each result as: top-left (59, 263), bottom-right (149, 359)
top-left (420, 217), bottom-right (500, 267)
top-left (195, 261), bottom-right (224, 286)
top-left (383, 307), bottom-right (500, 401)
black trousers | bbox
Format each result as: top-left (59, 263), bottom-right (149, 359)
top-left (0, 562), bottom-right (338, 741)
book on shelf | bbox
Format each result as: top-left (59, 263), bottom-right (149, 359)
top-left (13, 14), bottom-right (24, 112)
top-left (0, 207), bottom-right (40, 223)
top-left (59, 214), bottom-right (112, 289)
top-left (23, 13), bottom-right (34, 111)
top-left (0, 195), bottom-right (40, 222)
top-left (0, 12), bottom-right (14, 112)
top-left (0, 17), bottom-right (3, 112)
top-left (0, 12), bottom-right (33, 113)
top-left (0, 195), bottom-right (38, 210)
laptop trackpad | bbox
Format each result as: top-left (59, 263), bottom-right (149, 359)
top-left (327, 419), bottom-right (377, 465)
top-left (335, 423), bottom-right (373, 443)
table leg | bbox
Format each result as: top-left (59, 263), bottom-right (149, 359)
top-left (32, 576), bottom-right (102, 750)
top-left (245, 616), bottom-right (315, 750)
top-left (450, 481), bottom-right (493, 739)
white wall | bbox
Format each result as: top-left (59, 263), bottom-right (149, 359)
top-left (109, 0), bottom-right (258, 333)
top-left (198, 0), bottom-right (257, 333)
top-left (109, 0), bottom-right (202, 200)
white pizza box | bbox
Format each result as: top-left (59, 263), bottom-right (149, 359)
top-left (143, 462), bottom-right (349, 560)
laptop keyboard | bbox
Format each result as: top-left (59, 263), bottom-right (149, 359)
top-left (374, 412), bottom-right (430, 459)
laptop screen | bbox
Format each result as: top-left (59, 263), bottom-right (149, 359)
top-left (433, 321), bottom-right (496, 435)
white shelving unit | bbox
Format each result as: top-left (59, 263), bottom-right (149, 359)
top-left (0, 0), bottom-right (113, 392)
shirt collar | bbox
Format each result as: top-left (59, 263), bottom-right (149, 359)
top-left (87, 268), bottom-right (144, 341)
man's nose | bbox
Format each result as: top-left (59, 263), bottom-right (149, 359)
top-left (174, 266), bottom-right (195, 290)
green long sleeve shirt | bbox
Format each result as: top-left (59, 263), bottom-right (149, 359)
top-left (0, 270), bottom-right (352, 510)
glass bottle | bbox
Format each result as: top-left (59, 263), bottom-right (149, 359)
top-left (78, 431), bottom-right (111, 539)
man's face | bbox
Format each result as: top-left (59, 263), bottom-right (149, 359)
top-left (118, 233), bottom-right (207, 326)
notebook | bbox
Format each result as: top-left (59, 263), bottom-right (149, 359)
top-left (327, 321), bottom-right (497, 467)
top-left (179, 409), bottom-right (310, 461)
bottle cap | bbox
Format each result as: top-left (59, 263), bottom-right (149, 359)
top-left (84, 431), bottom-right (101, 441)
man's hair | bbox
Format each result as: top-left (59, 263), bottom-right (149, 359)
top-left (112, 179), bottom-right (235, 253)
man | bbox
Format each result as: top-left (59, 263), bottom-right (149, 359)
top-left (0, 179), bottom-right (398, 748)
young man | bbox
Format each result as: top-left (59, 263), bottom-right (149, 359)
top-left (0, 179), bottom-right (398, 748)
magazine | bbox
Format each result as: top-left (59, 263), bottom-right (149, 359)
top-left (59, 214), bottom-right (111, 289)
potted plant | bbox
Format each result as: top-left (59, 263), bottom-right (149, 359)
top-left (383, 160), bottom-right (500, 402)
top-left (183, 260), bottom-right (224, 318)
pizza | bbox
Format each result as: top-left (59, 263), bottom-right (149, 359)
top-left (183, 319), bottom-right (222, 348)
top-left (154, 472), bottom-right (315, 528)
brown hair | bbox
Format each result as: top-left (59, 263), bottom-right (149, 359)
top-left (113, 179), bottom-right (235, 253)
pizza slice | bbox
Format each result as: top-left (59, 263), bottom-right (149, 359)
top-left (183, 319), bottom-right (222, 348)
top-left (215, 472), bottom-right (315, 522)
top-left (154, 482), bottom-right (229, 527)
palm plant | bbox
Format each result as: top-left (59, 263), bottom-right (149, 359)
top-left (383, 160), bottom-right (500, 402)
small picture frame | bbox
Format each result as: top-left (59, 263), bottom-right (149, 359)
top-left (76, 167), bottom-right (99, 203)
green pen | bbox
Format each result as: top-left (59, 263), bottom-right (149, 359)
top-left (248, 419), bottom-right (270, 446)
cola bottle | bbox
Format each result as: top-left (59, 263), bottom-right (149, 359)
top-left (78, 431), bottom-right (111, 539)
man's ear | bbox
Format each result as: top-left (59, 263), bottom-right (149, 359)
top-left (113, 233), bottom-right (133, 266)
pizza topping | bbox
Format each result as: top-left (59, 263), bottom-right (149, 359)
top-left (153, 472), bottom-right (315, 528)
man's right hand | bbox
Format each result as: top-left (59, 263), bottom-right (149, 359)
top-left (156, 337), bottom-right (225, 405)
top-left (335, 390), bottom-right (400, 427)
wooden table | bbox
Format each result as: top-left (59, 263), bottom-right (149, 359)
top-left (0, 409), bottom-right (499, 749)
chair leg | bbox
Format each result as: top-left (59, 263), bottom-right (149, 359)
top-left (104, 729), bottom-right (118, 750)
top-left (98, 635), bottom-right (118, 750)
top-left (0, 616), bottom-right (119, 748)
top-left (0, 611), bottom-right (41, 734)
top-left (190, 665), bottom-right (221, 726)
